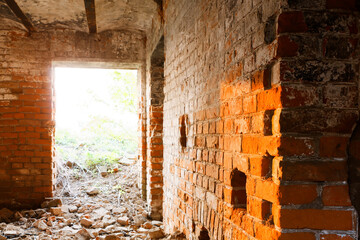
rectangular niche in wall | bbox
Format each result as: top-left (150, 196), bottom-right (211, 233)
top-left (227, 168), bottom-right (247, 209)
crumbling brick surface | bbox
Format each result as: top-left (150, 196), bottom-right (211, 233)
top-left (0, 28), bottom-right (145, 209)
top-left (160, 0), bottom-right (359, 239)
top-left (146, 45), bottom-right (165, 219)
top-left (1, 0), bottom-right (360, 239)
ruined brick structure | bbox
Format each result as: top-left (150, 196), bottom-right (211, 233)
top-left (1, 0), bottom-right (360, 239)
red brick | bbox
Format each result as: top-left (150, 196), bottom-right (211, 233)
top-left (326, 0), bottom-right (357, 10)
top-left (234, 117), bottom-right (250, 134)
top-left (251, 70), bottom-right (267, 90)
top-left (319, 136), bottom-right (348, 158)
top-left (277, 160), bottom-right (347, 182)
top-left (249, 157), bottom-right (270, 177)
top-left (322, 185), bottom-right (352, 206)
top-left (278, 12), bottom-right (308, 33)
top-left (257, 87), bottom-right (282, 111)
top-left (254, 221), bottom-right (280, 240)
top-left (233, 155), bottom-right (248, 174)
top-left (247, 178), bottom-right (278, 203)
top-left (276, 35), bottom-right (299, 57)
top-left (224, 152), bottom-right (232, 169)
top-left (243, 95), bottom-right (256, 113)
top-left (281, 85), bottom-right (318, 108)
top-left (278, 232), bottom-right (316, 240)
top-left (248, 197), bottom-right (271, 220)
top-left (278, 136), bottom-right (316, 156)
top-left (216, 120), bottom-right (223, 134)
top-left (242, 135), bottom-right (258, 154)
top-left (274, 206), bottom-right (354, 230)
top-left (224, 119), bottom-right (233, 134)
top-left (278, 184), bottom-right (318, 205)
top-left (320, 234), bottom-right (355, 240)
top-left (205, 164), bottom-right (218, 179)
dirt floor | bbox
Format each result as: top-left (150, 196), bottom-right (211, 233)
top-left (0, 159), bottom-right (185, 240)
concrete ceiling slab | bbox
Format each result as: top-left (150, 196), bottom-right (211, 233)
top-left (16, 0), bottom-right (88, 32)
top-left (96, 0), bottom-right (158, 33)
top-left (0, 0), bottom-right (159, 34)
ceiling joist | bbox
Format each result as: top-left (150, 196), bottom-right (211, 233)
top-left (5, 0), bottom-right (35, 32)
top-left (84, 0), bottom-right (97, 34)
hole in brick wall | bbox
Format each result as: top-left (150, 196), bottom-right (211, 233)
top-left (264, 14), bottom-right (276, 44)
top-left (263, 199), bottom-right (273, 222)
top-left (231, 168), bottom-right (247, 209)
top-left (179, 114), bottom-right (188, 149)
top-left (263, 62), bottom-right (273, 90)
top-left (198, 228), bottom-right (210, 240)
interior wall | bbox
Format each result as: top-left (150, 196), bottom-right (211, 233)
top-left (141, 5), bottom-right (164, 218)
top-left (160, 0), bottom-right (360, 239)
top-left (146, 36), bottom-right (165, 220)
top-left (0, 27), bottom-right (146, 209)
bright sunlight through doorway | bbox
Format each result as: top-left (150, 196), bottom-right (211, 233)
top-left (54, 67), bottom-right (138, 197)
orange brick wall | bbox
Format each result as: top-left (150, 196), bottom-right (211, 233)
top-left (1, 1), bottom-right (359, 239)
top-left (146, 37), bottom-right (165, 220)
top-left (0, 28), bottom-right (146, 209)
top-left (142, 10), bottom-right (164, 220)
top-left (161, 0), bottom-right (359, 239)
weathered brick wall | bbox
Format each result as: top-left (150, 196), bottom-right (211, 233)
top-left (142, 6), bottom-right (164, 219)
top-left (146, 37), bottom-right (165, 220)
top-left (0, 27), bottom-right (145, 209)
top-left (161, 0), bottom-right (359, 239)
top-left (271, 2), bottom-right (359, 240)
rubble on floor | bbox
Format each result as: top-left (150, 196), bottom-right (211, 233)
top-left (0, 163), bottom-right (185, 240)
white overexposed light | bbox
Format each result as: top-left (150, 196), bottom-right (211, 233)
top-left (54, 67), bottom-right (138, 133)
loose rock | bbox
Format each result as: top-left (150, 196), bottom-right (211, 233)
top-left (80, 218), bottom-right (93, 228)
top-left (48, 199), bottom-right (63, 208)
top-left (50, 207), bottom-right (62, 216)
top-left (33, 220), bottom-right (48, 231)
top-left (148, 228), bottom-right (165, 239)
top-left (102, 215), bottom-right (116, 227)
top-left (142, 221), bottom-right (153, 229)
top-left (133, 215), bottom-right (146, 227)
top-left (116, 216), bottom-right (129, 226)
top-left (112, 207), bottom-right (127, 215)
top-left (105, 235), bottom-right (121, 240)
top-left (75, 228), bottom-right (92, 240)
top-left (68, 205), bottom-right (78, 213)
top-left (86, 188), bottom-right (100, 196)
top-left (0, 162), bottom-right (170, 239)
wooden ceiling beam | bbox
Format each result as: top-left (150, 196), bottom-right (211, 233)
top-left (5, 0), bottom-right (35, 32)
top-left (84, 0), bottom-right (97, 34)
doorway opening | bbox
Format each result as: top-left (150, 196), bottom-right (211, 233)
top-left (52, 67), bottom-right (155, 228)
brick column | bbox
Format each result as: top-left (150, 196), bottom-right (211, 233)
top-left (146, 37), bottom-right (164, 220)
top-left (270, 2), bottom-right (359, 239)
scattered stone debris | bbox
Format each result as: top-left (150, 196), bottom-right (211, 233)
top-left (118, 157), bottom-right (136, 166)
top-left (86, 188), bottom-right (100, 196)
top-left (34, 219), bottom-right (47, 231)
top-left (0, 163), bottom-right (177, 239)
